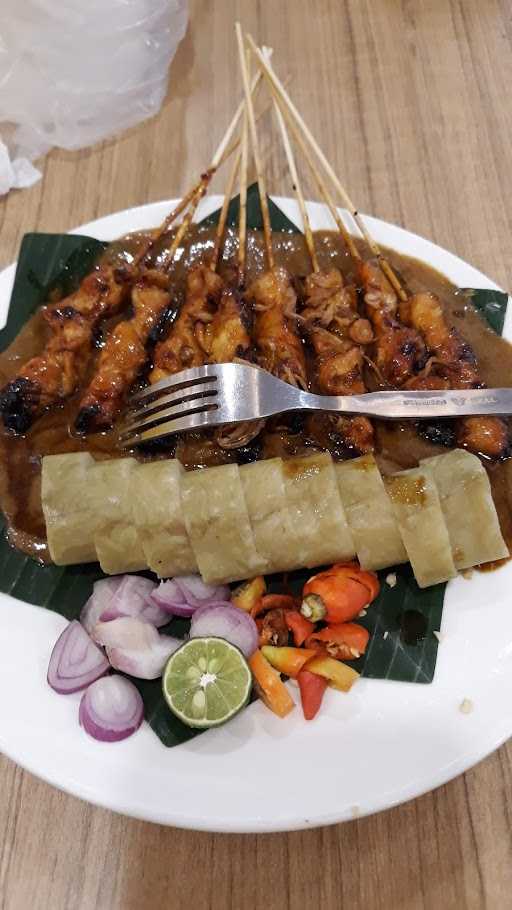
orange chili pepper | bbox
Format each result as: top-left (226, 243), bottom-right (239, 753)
top-left (297, 669), bottom-right (328, 720)
top-left (285, 610), bottom-right (314, 647)
top-left (332, 563), bottom-right (380, 602)
top-left (303, 654), bottom-right (360, 692)
top-left (302, 562), bottom-right (379, 624)
top-left (231, 576), bottom-right (267, 613)
top-left (249, 650), bottom-right (295, 718)
top-left (306, 622), bottom-right (369, 661)
top-left (261, 646), bottom-right (317, 679)
top-left (251, 593), bottom-right (299, 618)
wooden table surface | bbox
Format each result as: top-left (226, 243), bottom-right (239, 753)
top-left (1, 1), bottom-right (512, 907)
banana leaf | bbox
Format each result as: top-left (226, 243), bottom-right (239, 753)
top-left (0, 184), bottom-right (508, 745)
top-left (461, 287), bottom-right (509, 336)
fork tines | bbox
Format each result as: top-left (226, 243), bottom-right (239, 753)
top-left (121, 365), bottom-right (220, 446)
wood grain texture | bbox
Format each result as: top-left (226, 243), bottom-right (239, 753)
top-left (1, 0), bottom-right (512, 907)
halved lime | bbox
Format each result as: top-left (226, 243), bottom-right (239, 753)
top-left (162, 637), bottom-right (252, 728)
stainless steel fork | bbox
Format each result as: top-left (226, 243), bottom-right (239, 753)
top-left (120, 361), bottom-right (512, 447)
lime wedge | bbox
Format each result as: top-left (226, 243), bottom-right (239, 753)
top-left (162, 637), bottom-right (252, 728)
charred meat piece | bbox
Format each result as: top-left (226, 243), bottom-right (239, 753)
top-left (0, 265), bottom-right (133, 433)
top-left (248, 266), bottom-right (307, 389)
top-left (302, 268), bottom-right (374, 455)
top-left (400, 293), bottom-right (479, 387)
top-left (257, 608), bottom-right (289, 648)
top-left (209, 285), bottom-right (252, 363)
top-left (358, 259), bottom-right (426, 387)
top-left (149, 265), bottom-right (224, 385)
top-left (456, 416), bottom-right (509, 459)
top-left (401, 292), bottom-right (509, 458)
top-left (75, 270), bottom-right (172, 433)
top-left (209, 284), bottom-right (263, 450)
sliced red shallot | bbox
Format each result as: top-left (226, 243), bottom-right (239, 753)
top-left (79, 676), bottom-right (143, 742)
top-left (189, 604), bottom-right (259, 658)
top-left (80, 577), bottom-right (123, 635)
top-left (48, 620), bottom-right (109, 694)
top-left (100, 575), bottom-right (167, 627)
top-left (150, 575), bottom-right (231, 618)
top-left (174, 575), bottom-right (230, 607)
top-left (94, 617), bottom-right (181, 679)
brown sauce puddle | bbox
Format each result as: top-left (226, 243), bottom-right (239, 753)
top-left (1, 224), bottom-right (511, 564)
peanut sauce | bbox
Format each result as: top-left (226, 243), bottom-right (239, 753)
top-left (0, 224), bottom-right (511, 563)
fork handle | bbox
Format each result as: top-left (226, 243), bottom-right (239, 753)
top-left (294, 387), bottom-right (512, 419)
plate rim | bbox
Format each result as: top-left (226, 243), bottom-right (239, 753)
top-left (0, 194), bottom-right (510, 833)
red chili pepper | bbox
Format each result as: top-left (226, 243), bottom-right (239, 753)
top-left (306, 622), bottom-right (369, 660)
top-left (297, 669), bottom-right (328, 720)
top-left (251, 593), bottom-right (299, 618)
top-left (285, 610), bottom-right (314, 646)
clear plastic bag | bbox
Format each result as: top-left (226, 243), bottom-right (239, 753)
top-left (0, 0), bottom-right (188, 193)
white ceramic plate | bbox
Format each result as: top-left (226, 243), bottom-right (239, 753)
top-left (0, 196), bottom-right (511, 833)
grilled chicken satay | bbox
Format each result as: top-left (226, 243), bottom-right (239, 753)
top-left (301, 268), bottom-right (374, 455)
top-left (236, 40), bottom-right (307, 392)
top-left (248, 266), bottom-right (307, 388)
top-left (0, 264), bottom-right (133, 433)
top-left (149, 264), bottom-right (224, 384)
top-left (250, 54), bottom-right (508, 460)
top-left (209, 282), bottom-right (266, 450)
top-left (74, 178), bottom-right (213, 433)
top-left (358, 259), bottom-right (426, 387)
top-left (0, 184), bottom-right (213, 436)
top-left (209, 284), bottom-right (252, 364)
top-left (75, 270), bottom-right (172, 433)
top-left (400, 292), bottom-right (509, 458)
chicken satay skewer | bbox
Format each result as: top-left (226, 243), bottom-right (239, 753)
top-left (251, 44), bottom-right (429, 384)
top-left (149, 89), bottom-right (284, 396)
top-left (253, 43), bottom-right (508, 459)
top-left (75, 185), bottom-right (209, 431)
top-left (235, 31), bottom-right (308, 399)
top-left (75, 88), bottom-right (267, 433)
top-left (265, 52), bottom-right (374, 455)
top-left (0, 91), bottom-right (260, 436)
top-left (209, 104), bottom-right (266, 450)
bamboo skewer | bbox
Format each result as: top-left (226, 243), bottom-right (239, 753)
top-left (160, 182), bottom-right (206, 272)
top-left (262, 49), bottom-right (318, 273)
top-left (210, 60), bottom-right (268, 170)
top-left (134, 64), bottom-right (269, 271)
top-left (236, 23), bottom-right (274, 270)
top-left (247, 34), bottom-right (407, 300)
top-left (238, 108), bottom-right (249, 285)
top-left (220, 72), bottom-right (291, 166)
top-left (211, 114), bottom-right (278, 277)
top-left (135, 73), bottom-right (291, 272)
top-left (132, 183), bottom-right (203, 269)
top-left (264, 57), bottom-right (361, 261)
top-left (210, 148), bottom-right (241, 273)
